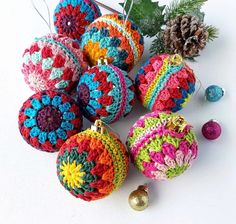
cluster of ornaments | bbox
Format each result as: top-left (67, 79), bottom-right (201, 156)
top-left (18, 0), bottom-right (222, 210)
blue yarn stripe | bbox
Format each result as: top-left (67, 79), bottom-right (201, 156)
top-left (147, 65), bottom-right (183, 110)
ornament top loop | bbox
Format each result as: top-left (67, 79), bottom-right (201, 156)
top-left (166, 116), bottom-right (187, 132)
top-left (91, 120), bottom-right (106, 134)
top-left (169, 54), bottom-right (183, 66)
top-left (97, 57), bottom-right (108, 65)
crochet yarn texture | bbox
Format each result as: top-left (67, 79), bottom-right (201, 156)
top-left (54, 0), bottom-right (101, 41)
top-left (135, 54), bottom-right (196, 112)
top-left (22, 34), bottom-right (88, 93)
top-left (77, 64), bottom-right (136, 124)
top-left (81, 14), bottom-right (144, 72)
top-left (19, 91), bottom-right (82, 152)
top-left (57, 128), bottom-right (129, 201)
top-left (127, 111), bottom-right (198, 180)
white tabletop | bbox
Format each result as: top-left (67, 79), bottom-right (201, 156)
top-left (0, 0), bottom-right (235, 223)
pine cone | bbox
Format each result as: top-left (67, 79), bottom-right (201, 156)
top-left (163, 15), bottom-right (209, 58)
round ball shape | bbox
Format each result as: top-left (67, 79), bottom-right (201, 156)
top-left (129, 186), bottom-right (149, 211)
top-left (22, 34), bottom-right (88, 93)
top-left (127, 111), bottom-right (198, 180)
top-left (202, 120), bottom-right (222, 140)
top-left (135, 54), bottom-right (196, 112)
top-left (18, 90), bottom-right (83, 152)
top-left (54, 0), bottom-right (101, 41)
top-left (205, 85), bottom-right (224, 102)
top-left (81, 14), bottom-right (144, 72)
top-left (77, 64), bottom-right (136, 124)
top-left (57, 129), bottom-right (129, 201)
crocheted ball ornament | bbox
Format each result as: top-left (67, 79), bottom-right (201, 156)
top-left (19, 91), bottom-right (82, 152)
top-left (81, 14), bottom-right (144, 72)
top-left (135, 54), bottom-right (196, 112)
top-left (77, 64), bottom-right (136, 124)
top-left (54, 0), bottom-right (101, 41)
top-left (22, 34), bottom-right (88, 93)
top-left (57, 121), bottom-right (129, 201)
top-left (127, 111), bottom-right (198, 180)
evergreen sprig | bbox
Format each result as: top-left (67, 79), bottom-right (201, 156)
top-left (205, 25), bottom-right (219, 41)
top-left (165, 0), bottom-right (207, 20)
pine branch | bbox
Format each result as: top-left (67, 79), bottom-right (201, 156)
top-left (165, 0), bottom-right (208, 20)
top-left (205, 25), bottom-right (219, 41)
top-left (150, 32), bottom-right (168, 55)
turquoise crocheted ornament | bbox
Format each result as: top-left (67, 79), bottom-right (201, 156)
top-left (77, 64), bottom-right (136, 124)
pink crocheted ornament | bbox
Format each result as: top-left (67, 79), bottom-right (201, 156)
top-left (127, 111), bottom-right (198, 180)
top-left (22, 34), bottom-right (88, 93)
top-left (135, 54), bottom-right (196, 112)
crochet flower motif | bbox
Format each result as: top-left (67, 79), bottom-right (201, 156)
top-left (54, 0), bottom-right (101, 40)
top-left (54, 4), bottom-right (89, 40)
top-left (144, 141), bottom-right (198, 180)
top-left (19, 91), bottom-right (82, 152)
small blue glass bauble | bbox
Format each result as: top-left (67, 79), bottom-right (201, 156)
top-left (205, 85), bottom-right (225, 102)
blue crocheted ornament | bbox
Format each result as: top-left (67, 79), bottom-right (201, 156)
top-left (77, 64), bottom-right (136, 124)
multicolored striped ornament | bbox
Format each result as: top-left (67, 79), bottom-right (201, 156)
top-left (135, 54), bottom-right (196, 112)
top-left (22, 34), bottom-right (88, 93)
top-left (127, 111), bottom-right (198, 180)
top-left (77, 64), bottom-right (136, 124)
top-left (18, 90), bottom-right (82, 152)
top-left (54, 0), bottom-right (101, 41)
top-left (57, 120), bottom-right (129, 201)
top-left (81, 14), bottom-right (144, 72)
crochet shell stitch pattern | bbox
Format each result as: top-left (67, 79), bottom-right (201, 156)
top-left (126, 111), bottom-right (198, 180)
top-left (77, 64), bottom-right (136, 124)
top-left (22, 34), bottom-right (88, 93)
top-left (54, 0), bottom-right (101, 41)
top-left (57, 128), bottom-right (129, 201)
top-left (135, 54), bottom-right (196, 112)
top-left (81, 14), bottom-right (144, 72)
top-left (18, 90), bottom-right (83, 152)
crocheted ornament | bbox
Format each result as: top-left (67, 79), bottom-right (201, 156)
top-left (81, 14), bottom-right (144, 72)
top-left (54, 0), bottom-right (101, 41)
top-left (77, 64), bottom-right (136, 124)
top-left (18, 91), bottom-right (82, 152)
top-left (135, 54), bottom-right (196, 112)
top-left (57, 120), bottom-right (129, 201)
top-left (127, 111), bottom-right (198, 180)
top-left (22, 34), bottom-right (88, 93)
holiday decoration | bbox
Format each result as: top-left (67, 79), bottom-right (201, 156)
top-left (163, 15), bottom-right (208, 58)
top-left (127, 111), bottom-right (198, 180)
top-left (205, 85), bottom-right (225, 102)
top-left (54, 0), bottom-right (101, 41)
top-left (22, 34), bottom-right (88, 93)
top-left (77, 63), bottom-right (136, 124)
top-left (57, 120), bottom-right (129, 201)
top-left (202, 120), bottom-right (222, 140)
top-left (121, 0), bottom-right (218, 59)
top-left (129, 185), bottom-right (149, 211)
top-left (80, 14), bottom-right (144, 72)
top-left (18, 90), bottom-right (82, 152)
top-left (135, 54), bottom-right (196, 112)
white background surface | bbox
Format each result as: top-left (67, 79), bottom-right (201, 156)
top-left (0, 0), bottom-right (235, 223)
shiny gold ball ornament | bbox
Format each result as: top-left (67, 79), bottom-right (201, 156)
top-left (128, 186), bottom-right (149, 211)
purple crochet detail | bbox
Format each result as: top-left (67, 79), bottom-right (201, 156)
top-left (77, 83), bottom-right (90, 106)
top-left (36, 105), bottom-right (62, 132)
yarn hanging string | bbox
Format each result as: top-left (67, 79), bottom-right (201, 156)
top-left (123, 0), bottom-right (134, 27)
top-left (94, 0), bottom-right (134, 27)
top-left (31, 0), bottom-right (52, 34)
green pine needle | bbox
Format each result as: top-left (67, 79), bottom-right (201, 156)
top-left (165, 0), bottom-right (208, 20)
top-left (205, 25), bottom-right (219, 41)
top-left (150, 32), bottom-right (168, 55)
